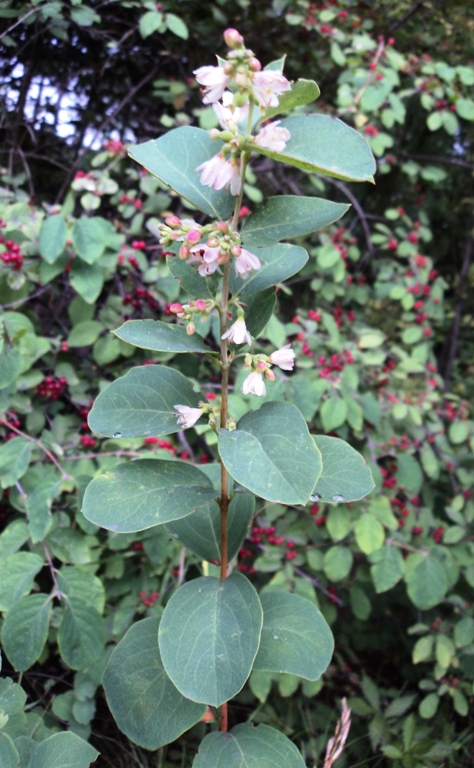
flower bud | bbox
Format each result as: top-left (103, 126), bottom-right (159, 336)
top-left (257, 360), bottom-right (267, 371)
top-left (168, 231), bottom-right (179, 240)
top-left (224, 28), bottom-right (244, 48)
top-left (248, 57), bottom-right (262, 72)
top-left (165, 215), bottom-right (181, 228)
top-left (223, 62), bottom-right (235, 75)
top-left (186, 322), bottom-right (196, 335)
top-left (234, 72), bottom-right (248, 89)
top-left (206, 237), bottom-right (219, 248)
top-left (186, 229), bottom-right (201, 245)
top-left (231, 245), bottom-right (242, 257)
top-left (219, 130), bottom-right (235, 142)
top-left (209, 128), bottom-right (221, 141)
top-left (216, 221), bottom-right (229, 234)
top-left (218, 250), bottom-right (230, 264)
top-left (265, 368), bottom-right (276, 381)
top-left (169, 303), bottom-right (184, 314)
top-left (233, 91), bottom-right (249, 107)
top-left (178, 244), bottom-right (190, 260)
top-left (194, 299), bottom-right (207, 311)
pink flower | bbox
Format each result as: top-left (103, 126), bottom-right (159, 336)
top-left (213, 91), bottom-right (249, 129)
top-left (251, 70), bottom-right (291, 109)
top-left (254, 120), bottom-right (291, 153)
top-left (195, 153), bottom-right (242, 195)
top-left (221, 317), bottom-right (251, 345)
top-left (234, 248), bottom-right (261, 278)
top-left (242, 371), bottom-right (266, 396)
top-left (194, 65), bottom-right (230, 104)
top-left (174, 405), bottom-right (203, 429)
top-left (187, 244), bottom-right (221, 277)
top-left (270, 344), bottom-right (295, 371)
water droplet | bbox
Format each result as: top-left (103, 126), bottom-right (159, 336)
top-left (273, 635), bottom-right (279, 640)
top-left (332, 493), bottom-right (346, 503)
top-left (113, 432), bottom-right (122, 439)
top-left (197, 588), bottom-right (202, 594)
top-left (310, 492), bottom-right (321, 502)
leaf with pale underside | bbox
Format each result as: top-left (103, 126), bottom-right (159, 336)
top-left (103, 617), bottom-right (206, 750)
top-left (159, 573), bottom-right (262, 707)
top-left (219, 402), bottom-right (322, 504)
top-left (82, 459), bottom-right (217, 533)
top-left (193, 723), bottom-right (307, 768)
top-left (241, 196), bottom-right (349, 248)
top-left (166, 492), bottom-right (255, 563)
top-left (129, 127), bottom-right (233, 219)
top-left (113, 320), bottom-right (212, 353)
top-left (229, 244), bottom-right (308, 296)
top-left (310, 435), bottom-right (374, 503)
top-left (253, 591), bottom-right (334, 679)
top-left (254, 114), bottom-right (376, 183)
top-left (88, 365), bottom-right (204, 438)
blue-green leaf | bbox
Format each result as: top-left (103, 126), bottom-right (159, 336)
top-left (159, 574), bottom-right (262, 707)
top-left (129, 127), bottom-right (234, 219)
top-left (311, 436), bottom-right (374, 504)
top-left (193, 723), bottom-right (306, 768)
top-left (113, 320), bottom-right (212, 353)
top-left (103, 618), bottom-right (205, 750)
top-left (241, 196), bottom-right (349, 247)
top-left (229, 244), bottom-right (308, 296)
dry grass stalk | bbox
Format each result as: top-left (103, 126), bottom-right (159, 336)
top-left (323, 698), bottom-right (352, 768)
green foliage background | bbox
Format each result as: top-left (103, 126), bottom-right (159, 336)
top-left (0, 1), bottom-right (473, 766)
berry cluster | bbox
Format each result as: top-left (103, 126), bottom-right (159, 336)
top-left (238, 525), bottom-right (298, 572)
top-left (310, 503), bottom-right (326, 527)
top-left (122, 287), bottom-right (159, 311)
top-left (37, 375), bottom-right (68, 400)
top-left (0, 236), bottom-right (23, 270)
top-left (103, 139), bottom-right (126, 155)
top-left (317, 350), bottom-right (355, 380)
top-left (81, 435), bottom-right (96, 448)
top-left (139, 590), bottom-right (159, 608)
top-left (119, 195), bottom-right (142, 209)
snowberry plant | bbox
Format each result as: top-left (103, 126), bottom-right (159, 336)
top-left (82, 30), bottom-right (376, 765)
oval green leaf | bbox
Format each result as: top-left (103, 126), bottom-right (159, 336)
top-left (241, 196), bottom-right (349, 248)
top-left (219, 402), bottom-right (322, 504)
top-left (113, 320), bottom-right (211, 353)
top-left (311, 435), bottom-right (374, 504)
top-left (167, 255), bottom-right (220, 299)
top-left (88, 365), bottom-right (203, 438)
top-left (129, 127), bottom-right (234, 220)
top-left (263, 78), bottom-right (320, 120)
top-left (193, 723), bottom-right (307, 768)
top-left (407, 556), bottom-right (448, 609)
top-left (166, 492), bottom-right (255, 563)
top-left (26, 732), bottom-right (98, 768)
top-left (1, 593), bottom-right (51, 672)
top-left (254, 114), bottom-right (376, 183)
top-left (82, 459), bottom-right (217, 533)
top-left (253, 591), bottom-right (334, 680)
top-left (57, 596), bottom-right (105, 671)
top-left (229, 243), bottom-right (308, 296)
top-left (159, 573), bottom-right (263, 707)
top-left (103, 617), bottom-right (206, 750)
top-left (0, 552), bottom-right (44, 611)
top-left (38, 214), bottom-right (67, 264)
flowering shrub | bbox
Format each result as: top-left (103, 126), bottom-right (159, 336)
top-left (0, 4), bottom-right (473, 767)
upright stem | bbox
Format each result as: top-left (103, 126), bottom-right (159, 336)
top-left (217, 114), bottom-right (253, 734)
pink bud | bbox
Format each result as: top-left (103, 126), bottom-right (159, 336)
top-left (186, 229), bottom-right (201, 245)
top-left (165, 215), bottom-right (181, 228)
top-left (216, 221), bottom-right (229, 234)
top-left (187, 322), bottom-right (196, 335)
top-left (231, 245), bottom-right (242, 257)
top-left (257, 360), bottom-right (267, 371)
top-left (234, 72), bottom-right (248, 88)
top-left (248, 57), bottom-right (261, 72)
top-left (194, 300), bottom-right (207, 311)
top-left (169, 303), bottom-right (184, 314)
top-left (207, 237), bottom-right (219, 248)
top-left (178, 244), bottom-right (190, 260)
top-left (224, 28), bottom-right (244, 48)
top-left (265, 368), bottom-right (276, 381)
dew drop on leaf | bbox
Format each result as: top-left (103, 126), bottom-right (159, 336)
top-left (310, 492), bottom-right (321, 502)
top-left (113, 432), bottom-right (122, 438)
top-left (332, 493), bottom-right (346, 503)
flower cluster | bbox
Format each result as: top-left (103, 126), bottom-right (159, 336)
top-left (156, 215), bottom-right (262, 280)
top-left (193, 29), bottom-right (292, 196)
top-left (240, 342), bottom-right (296, 397)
